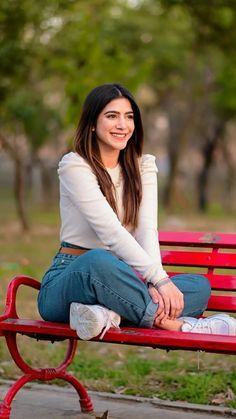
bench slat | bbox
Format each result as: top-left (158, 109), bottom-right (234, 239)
top-left (168, 272), bottom-right (236, 291)
top-left (102, 328), bottom-right (236, 354)
top-left (207, 295), bottom-right (236, 312)
top-left (162, 250), bottom-right (236, 269)
top-left (159, 231), bottom-right (236, 249)
top-left (204, 274), bottom-right (236, 290)
top-left (1, 319), bottom-right (236, 355)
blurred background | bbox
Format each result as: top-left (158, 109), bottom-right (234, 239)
top-left (1, 0), bottom-right (236, 235)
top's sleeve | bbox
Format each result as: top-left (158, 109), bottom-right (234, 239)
top-left (134, 154), bottom-right (167, 279)
top-left (58, 153), bottom-right (167, 286)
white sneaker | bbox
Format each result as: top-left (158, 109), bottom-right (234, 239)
top-left (70, 303), bottom-right (121, 340)
top-left (180, 314), bottom-right (236, 335)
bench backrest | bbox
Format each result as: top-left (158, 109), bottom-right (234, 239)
top-left (159, 231), bottom-right (236, 313)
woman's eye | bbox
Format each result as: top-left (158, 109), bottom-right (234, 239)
top-left (107, 114), bottom-right (116, 119)
top-left (127, 114), bottom-right (134, 119)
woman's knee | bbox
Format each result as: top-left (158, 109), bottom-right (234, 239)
top-left (173, 274), bottom-right (211, 317)
top-left (172, 273), bottom-right (211, 297)
top-left (191, 274), bottom-right (211, 300)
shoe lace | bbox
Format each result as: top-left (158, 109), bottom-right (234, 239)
top-left (99, 312), bottom-right (120, 339)
top-left (193, 318), bottom-right (211, 333)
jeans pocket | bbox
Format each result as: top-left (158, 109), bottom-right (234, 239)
top-left (53, 253), bottom-right (77, 266)
top-left (41, 254), bottom-right (77, 288)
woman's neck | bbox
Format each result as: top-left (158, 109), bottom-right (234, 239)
top-left (101, 151), bottom-right (120, 169)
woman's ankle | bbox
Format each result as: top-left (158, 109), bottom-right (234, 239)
top-left (154, 318), bottom-right (184, 332)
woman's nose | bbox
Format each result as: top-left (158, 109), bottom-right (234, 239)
top-left (116, 117), bottom-right (126, 129)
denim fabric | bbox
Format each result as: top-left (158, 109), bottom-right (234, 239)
top-left (37, 248), bottom-right (211, 328)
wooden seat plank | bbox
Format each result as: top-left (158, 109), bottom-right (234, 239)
top-left (168, 272), bottom-right (236, 291)
top-left (162, 250), bottom-right (236, 268)
top-left (1, 319), bottom-right (236, 354)
top-left (159, 231), bottom-right (236, 248)
top-left (207, 295), bottom-right (236, 312)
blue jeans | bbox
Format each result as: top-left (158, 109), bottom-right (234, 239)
top-left (37, 247), bottom-right (211, 328)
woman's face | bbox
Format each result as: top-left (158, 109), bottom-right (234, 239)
top-left (94, 97), bottom-right (135, 158)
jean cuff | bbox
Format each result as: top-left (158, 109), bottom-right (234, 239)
top-left (139, 300), bottom-right (158, 328)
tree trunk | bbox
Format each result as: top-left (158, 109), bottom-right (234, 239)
top-left (197, 120), bottom-right (226, 211)
top-left (163, 100), bottom-right (197, 210)
top-left (221, 137), bottom-right (236, 212)
top-left (38, 159), bottom-right (55, 208)
top-left (0, 133), bottom-right (30, 231)
top-left (14, 157), bottom-right (30, 231)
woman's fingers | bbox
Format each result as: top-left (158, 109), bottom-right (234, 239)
top-left (169, 293), bottom-right (184, 319)
top-left (148, 285), bottom-right (165, 317)
top-left (156, 295), bottom-right (164, 314)
top-left (157, 280), bottom-right (184, 321)
top-left (148, 284), bottom-right (159, 304)
top-left (149, 280), bottom-right (184, 324)
top-left (155, 308), bottom-right (168, 323)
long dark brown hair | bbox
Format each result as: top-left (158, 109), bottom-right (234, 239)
top-left (74, 83), bottom-right (143, 229)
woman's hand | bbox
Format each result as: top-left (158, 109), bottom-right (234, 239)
top-left (156, 279), bottom-right (184, 323)
top-left (148, 284), bottom-right (166, 322)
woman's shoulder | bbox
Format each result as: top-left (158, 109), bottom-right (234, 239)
top-left (58, 152), bottom-right (91, 173)
top-left (140, 154), bottom-right (158, 174)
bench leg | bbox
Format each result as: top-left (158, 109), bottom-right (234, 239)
top-left (0, 332), bottom-right (94, 417)
top-left (0, 375), bottom-right (34, 419)
top-left (55, 370), bottom-right (94, 412)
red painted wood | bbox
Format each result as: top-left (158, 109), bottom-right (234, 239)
top-left (159, 231), bottom-right (236, 248)
top-left (161, 250), bottom-right (236, 268)
top-left (102, 327), bottom-right (236, 355)
top-left (168, 272), bottom-right (236, 291)
top-left (207, 274), bottom-right (236, 290)
top-left (1, 319), bottom-right (74, 338)
top-left (207, 295), bottom-right (236, 312)
top-left (1, 320), bottom-right (235, 355)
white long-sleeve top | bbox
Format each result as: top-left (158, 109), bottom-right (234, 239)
top-left (58, 152), bottom-right (167, 286)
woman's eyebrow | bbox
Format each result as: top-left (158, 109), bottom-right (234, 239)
top-left (104, 110), bottom-right (134, 115)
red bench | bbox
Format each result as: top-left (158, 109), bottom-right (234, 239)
top-left (0, 231), bottom-right (236, 418)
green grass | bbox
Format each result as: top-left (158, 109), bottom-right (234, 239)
top-left (0, 195), bottom-right (236, 408)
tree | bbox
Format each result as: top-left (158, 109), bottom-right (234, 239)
top-left (1, 0), bottom-right (236, 224)
top-left (0, 0), bottom-right (62, 229)
top-left (159, 0), bottom-right (236, 211)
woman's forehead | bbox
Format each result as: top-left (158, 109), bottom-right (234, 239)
top-left (102, 97), bottom-right (133, 113)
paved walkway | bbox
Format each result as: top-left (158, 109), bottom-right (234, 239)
top-left (1, 382), bottom-right (236, 418)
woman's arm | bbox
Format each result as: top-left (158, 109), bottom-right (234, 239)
top-left (59, 153), bottom-right (165, 286)
top-left (134, 155), bottom-right (184, 320)
top-left (134, 154), bottom-right (166, 272)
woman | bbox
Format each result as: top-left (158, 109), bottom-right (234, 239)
top-left (38, 83), bottom-right (236, 339)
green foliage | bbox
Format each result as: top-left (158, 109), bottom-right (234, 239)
top-left (214, 58), bottom-right (236, 118)
top-left (0, 0), bottom-right (62, 149)
top-left (1, 1), bottom-right (236, 219)
top-left (1, 0), bottom-right (236, 149)
top-left (4, 90), bottom-right (61, 150)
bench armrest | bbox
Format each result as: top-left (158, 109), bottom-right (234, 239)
top-left (0, 275), bottom-right (41, 320)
